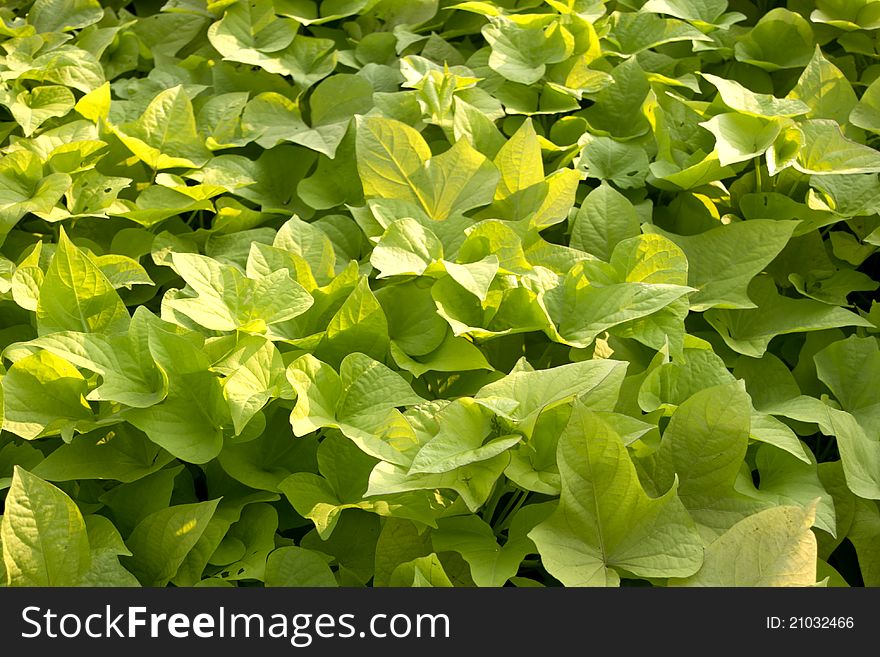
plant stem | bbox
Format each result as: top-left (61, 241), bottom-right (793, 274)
top-left (481, 480), bottom-right (509, 524)
top-left (495, 488), bottom-right (529, 534)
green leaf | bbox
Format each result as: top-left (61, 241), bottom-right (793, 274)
top-left (122, 500), bottom-right (219, 586)
top-left (377, 281), bottom-right (448, 356)
top-left (453, 96), bottom-right (507, 158)
top-left (389, 553), bottom-right (453, 587)
top-left (241, 92), bottom-right (344, 157)
top-left (740, 444), bottom-right (836, 536)
top-left (36, 229), bottom-right (130, 335)
top-left (221, 336), bottom-right (290, 434)
top-left (814, 335), bottom-right (880, 436)
top-left (642, 0), bottom-right (740, 27)
top-left (413, 139), bottom-right (500, 219)
top-left (408, 399), bottom-right (521, 474)
top-left (528, 402), bottom-right (703, 586)
top-left (761, 396), bottom-right (880, 501)
top-left (1, 467), bottom-right (90, 586)
top-left (367, 453), bottom-right (509, 512)
top-left (112, 86), bottom-right (211, 170)
top-left (93, 255), bottom-right (154, 290)
top-left (265, 546), bottom-right (337, 587)
top-left (431, 506), bottom-right (550, 587)
top-left (850, 75), bottom-right (880, 134)
top-left (372, 518), bottom-right (432, 587)
top-left (124, 316), bottom-right (228, 463)
top-left (704, 276), bottom-right (873, 357)
top-left (582, 59), bottom-right (651, 139)
top-left (297, 127), bottom-right (364, 209)
top-left (484, 15), bottom-right (573, 86)
top-left (309, 74), bottom-right (374, 127)
top-left (78, 515), bottom-right (139, 587)
top-left (269, 215), bottom-right (337, 285)
top-left (390, 332), bottom-right (493, 377)
top-left (493, 118), bottom-right (544, 200)
top-left (216, 503), bottom-right (280, 582)
top-left (0, 441), bottom-right (43, 491)
top-left (29, 0), bottom-right (104, 33)
top-left (315, 276), bottom-right (389, 366)
top-left (748, 413), bottom-right (812, 463)
top-left (646, 220), bottom-right (797, 310)
top-left (670, 503), bottom-right (818, 586)
top-left (652, 382), bottom-right (765, 536)
top-left (99, 467), bottom-right (183, 536)
top-left (649, 152), bottom-right (736, 191)
top-left (474, 357), bottom-right (627, 429)
top-left (280, 433), bottom-right (435, 538)
top-left (287, 352), bottom-right (423, 464)
top-left (299, 511), bottom-right (379, 585)
top-left (9, 85), bottom-right (75, 137)
top-left (0, 0), bottom-right (876, 592)
top-left (197, 92), bottom-right (250, 150)
top-left (505, 403), bottom-right (570, 495)
top-left (217, 420), bottom-right (318, 492)
top-left (20, 328), bottom-right (166, 407)
top-left (571, 183), bottom-right (641, 260)
top-left (733, 8), bottom-right (814, 71)
top-left (370, 218), bottom-right (443, 278)
top-left (576, 135), bottom-right (650, 189)
top-left (700, 73), bottom-right (809, 118)
top-left (19, 47), bottom-right (105, 94)
top-left (9, 241), bottom-right (44, 311)
top-left (699, 113), bottom-right (781, 167)
top-left (638, 343), bottom-right (735, 412)
top-left (849, 498), bottom-right (880, 586)
top-left (546, 236), bottom-right (693, 347)
top-left (787, 47), bottom-right (857, 124)
top-left (608, 12), bottom-right (711, 56)
top-left (279, 35), bottom-right (337, 88)
top-left (206, 0), bottom-right (298, 73)
top-left (356, 116), bottom-right (499, 219)
top-left (32, 425), bottom-right (173, 483)
top-left (356, 116), bottom-right (431, 206)
top-left (794, 120), bottom-right (880, 175)
top-left (74, 82), bottom-right (111, 121)
top-left (2, 350), bottom-right (92, 441)
top-left (164, 252), bottom-right (314, 333)
top-left (811, 0), bottom-right (880, 30)
top-left (442, 257), bottom-right (499, 302)
top-left (821, 408), bottom-right (880, 501)
top-left (809, 174), bottom-right (880, 218)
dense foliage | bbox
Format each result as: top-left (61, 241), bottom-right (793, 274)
top-left (0, 0), bottom-right (879, 588)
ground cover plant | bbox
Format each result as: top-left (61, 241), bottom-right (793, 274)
top-left (0, 0), bottom-right (879, 588)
